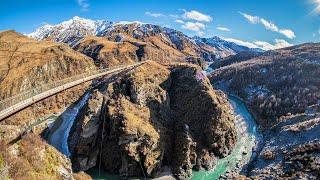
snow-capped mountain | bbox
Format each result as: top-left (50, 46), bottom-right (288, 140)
top-left (28, 16), bottom-right (262, 61)
top-left (28, 16), bottom-right (112, 46)
top-left (193, 36), bottom-right (263, 58)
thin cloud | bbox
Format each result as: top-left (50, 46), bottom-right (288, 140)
top-left (77, 0), bottom-right (90, 11)
top-left (239, 12), bottom-right (296, 39)
top-left (223, 38), bottom-right (260, 49)
top-left (182, 21), bottom-right (205, 35)
top-left (145, 11), bottom-right (165, 18)
top-left (217, 26), bottom-right (231, 32)
top-left (224, 38), bottom-right (293, 50)
top-left (175, 19), bottom-right (185, 24)
top-left (183, 10), bottom-right (212, 22)
top-left (254, 39), bottom-right (293, 50)
top-left (169, 14), bottom-right (180, 19)
top-left (311, 0), bottom-right (320, 14)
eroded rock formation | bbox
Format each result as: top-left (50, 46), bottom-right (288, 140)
top-left (71, 61), bottom-right (237, 179)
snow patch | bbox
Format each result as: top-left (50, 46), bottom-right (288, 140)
top-left (245, 85), bottom-right (270, 101)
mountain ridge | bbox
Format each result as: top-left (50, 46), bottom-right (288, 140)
top-left (27, 16), bottom-right (263, 61)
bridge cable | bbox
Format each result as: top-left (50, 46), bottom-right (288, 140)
top-left (98, 97), bottom-right (107, 178)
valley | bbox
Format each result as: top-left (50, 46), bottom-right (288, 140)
top-left (0, 15), bottom-right (319, 180)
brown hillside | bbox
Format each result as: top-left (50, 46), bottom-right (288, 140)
top-left (0, 30), bottom-right (96, 99)
top-left (73, 24), bottom-right (217, 67)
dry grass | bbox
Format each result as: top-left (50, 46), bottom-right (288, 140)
top-left (0, 133), bottom-right (74, 179)
top-left (0, 30), bottom-right (96, 99)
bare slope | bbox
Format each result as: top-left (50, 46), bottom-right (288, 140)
top-left (0, 30), bottom-right (96, 99)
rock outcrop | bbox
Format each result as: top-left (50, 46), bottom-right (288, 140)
top-left (0, 133), bottom-right (85, 180)
top-left (71, 61), bottom-right (236, 179)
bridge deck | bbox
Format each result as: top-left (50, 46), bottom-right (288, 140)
top-left (0, 62), bottom-right (145, 121)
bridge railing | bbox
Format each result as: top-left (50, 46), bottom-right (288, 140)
top-left (0, 63), bottom-right (131, 113)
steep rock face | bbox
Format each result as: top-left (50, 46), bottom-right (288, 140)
top-left (71, 61), bottom-right (236, 179)
top-left (0, 30), bottom-right (96, 99)
top-left (70, 90), bottom-right (104, 171)
top-left (169, 66), bottom-right (237, 158)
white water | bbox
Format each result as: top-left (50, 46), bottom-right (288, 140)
top-left (48, 93), bottom-right (90, 157)
top-left (191, 95), bottom-right (259, 179)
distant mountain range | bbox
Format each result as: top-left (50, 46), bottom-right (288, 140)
top-left (28, 16), bottom-right (263, 62)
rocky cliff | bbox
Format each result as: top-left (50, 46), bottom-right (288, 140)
top-left (70, 61), bottom-right (237, 179)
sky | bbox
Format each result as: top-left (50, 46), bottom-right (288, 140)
top-left (1, 0), bottom-right (320, 50)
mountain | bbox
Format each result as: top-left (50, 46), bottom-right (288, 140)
top-left (28, 16), bottom-right (112, 47)
top-left (27, 17), bottom-right (262, 63)
top-left (209, 43), bottom-right (320, 179)
top-left (0, 31), bottom-right (238, 178)
top-left (192, 36), bottom-right (263, 59)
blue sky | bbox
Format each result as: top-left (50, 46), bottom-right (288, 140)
top-left (1, 0), bottom-right (320, 49)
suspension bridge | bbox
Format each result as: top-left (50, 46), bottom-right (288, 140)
top-left (0, 61), bottom-right (146, 121)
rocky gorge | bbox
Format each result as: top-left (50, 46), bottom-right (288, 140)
top-left (68, 61), bottom-right (237, 179)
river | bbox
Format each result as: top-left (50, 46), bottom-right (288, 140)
top-left (48, 93), bottom-right (90, 157)
top-left (191, 95), bottom-right (259, 179)
top-left (47, 93), bottom-right (259, 180)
